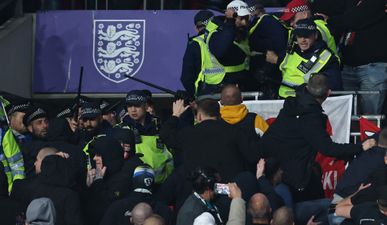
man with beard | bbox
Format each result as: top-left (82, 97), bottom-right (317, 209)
top-left (20, 106), bottom-right (50, 178)
top-left (195, 0), bottom-right (256, 95)
top-left (80, 102), bottom-right (112, 142)
top-left (79, 102), bottom-right (112, 166)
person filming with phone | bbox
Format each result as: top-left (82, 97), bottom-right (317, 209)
top-left (176, 167), bottom-right (223, 225)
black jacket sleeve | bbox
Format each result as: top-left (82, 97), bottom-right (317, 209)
top-left (249, 16), bottom-right (288, 55)
top-left (159, 116), bottom-right (184, 151)
top-left (321, 53), bottom-right (343, 90)
top-left (234, 126), bottom-right (263, 164)
top-left (327, 0), bottom-right (386, 31)
top-left (257, 176), bottom-right (284, 211)
top-left (301, 114), bottom-right (362, 158)
top-left (208, 18), bottom-right (236, 59)
top-left (180, 41), bottom-right (201, 97)
top-left (64, 192), bottom-right (83, 225)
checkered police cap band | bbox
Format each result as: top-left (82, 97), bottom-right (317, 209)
top-left (100, 102), bottom-right (109, 110)
top-left (200, 16), bottom-right (213, 26)
top-left (81, 108), bottom-right (101, 116)
top-left (26, 108), bottom-right (47, 124)
top-left (126, 95), bottom-right (147, 103)
top-left (295, 23), bottom-right (316, 30)
top-left (229, 5), bottom-right (249, 11)
top-left (56, 108), bottom-right (72, 118)
top-left (248, 6), bottom-right (256, 12)
top-left (291, 5), bottom-right (309, 13)
top-left (8, 102), bottom-right (30, 115)
top-left (283, 4), bottom-right (309, 13)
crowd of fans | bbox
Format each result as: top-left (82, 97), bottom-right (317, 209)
top-left (0, 0), bottom-right (387, 224)
top-left (0, 74), bottom-right (386, 225)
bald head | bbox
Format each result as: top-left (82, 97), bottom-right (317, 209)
top-left (35, 147), bottom-right (58, 174)
top-left (220, 85), bottom-right (242, 106)
top-left (131, 203), bottom-right (153, 225)
top-left (248, 193), bottom-right (271, 221)
top-left (144, 214), bottom-right (165, 225)
top-left (271, 207), bottom-right (294, 225)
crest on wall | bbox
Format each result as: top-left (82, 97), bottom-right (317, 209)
top-left (93, 20), bottom-right (145, 83)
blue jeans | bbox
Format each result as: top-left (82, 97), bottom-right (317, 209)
top-left (342, 63), bottom-right (387, 114)
top-left (295, 198), bottom-right (331, 225)
top-left (275, 183), bottom-right (294, 209)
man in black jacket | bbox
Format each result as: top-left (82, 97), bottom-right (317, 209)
top-left (334, 128), bottom-right (387, 199)
top-left (84, 136), bottom-right (130, 225)
top-left (32, 148), bottom-right (82, 225)
top-left (260, 74), bottom-right (376, 202)
top-left (160, 98), bottom-right (262, 183)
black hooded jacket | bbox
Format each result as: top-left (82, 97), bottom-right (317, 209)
top-left (84, 136), bottom-right (130, 225)
top-left (47, 118), bottom-right (87, 192)
top-left (20, 138), bottom-right (47, 178)
top-left (32, 155), bottom-right (83, 225)
top-left (260, 86), bottom-right (362, 190)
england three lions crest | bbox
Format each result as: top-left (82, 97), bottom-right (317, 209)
top-left (93, 20), bottom-right (145, 83)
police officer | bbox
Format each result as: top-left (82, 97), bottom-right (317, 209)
top-left (246, 0), bottom-right (288, 62)
top-left (181, 10), bottom-right (215, 98)
top-left (0, 101), bottom-right (30, 192)
top-left (118, 90), bottom-right (173, 184)
top-left (100, 99), bottom-right (119, 127)
top-left (280, 0), bottom-right (338, 57)
top-left (79, 102), bottom-right (112, 167)
top-left (245, 0), bottom-right (289, 98)
top-left (195, 0), bottom-right (257, 96)
top-left (266, 19), bottom-right (342, 98)
top-left (20, 106), bottom-right (50, 178)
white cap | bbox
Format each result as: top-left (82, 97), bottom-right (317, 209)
top-left (227, 0), bottom-right (251, 17)
top-left (194, 212), bottom-right (216, 225)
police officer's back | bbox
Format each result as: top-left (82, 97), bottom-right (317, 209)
top-left (181, 10), bottom-right (215, 98)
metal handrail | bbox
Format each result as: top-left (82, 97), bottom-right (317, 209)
top-left (330, 91), bottom-right (380, 95)
top-left (331, 90), bottom-right (380, 115)
top-left (197, 92), bottom-right (264, 101)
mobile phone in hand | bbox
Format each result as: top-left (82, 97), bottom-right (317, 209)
top-left (214, 183), bottom-right (230, 195)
